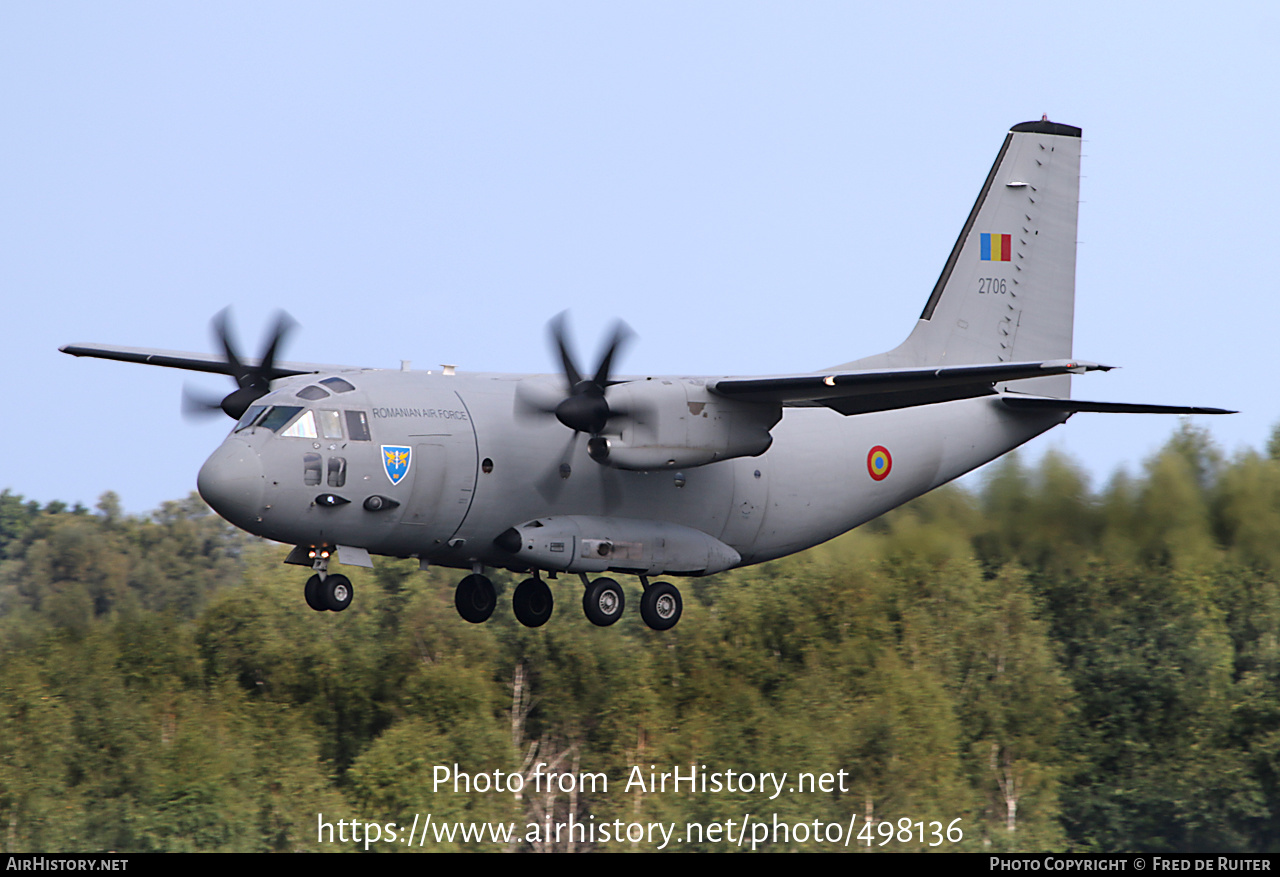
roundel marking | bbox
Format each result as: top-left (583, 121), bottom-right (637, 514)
top-left (867, 446), bottom-right (892, 481)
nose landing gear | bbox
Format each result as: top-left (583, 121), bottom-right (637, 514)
top-left (304, 574), bottom-right (353, 611)
top-left (302, 548), bottom-right (354, 612)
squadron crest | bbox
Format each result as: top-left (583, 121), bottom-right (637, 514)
top-left (382, 445), bottom-right (412, 485)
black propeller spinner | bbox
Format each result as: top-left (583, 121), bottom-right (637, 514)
top-left (183, 309), bottom-right (297, 420)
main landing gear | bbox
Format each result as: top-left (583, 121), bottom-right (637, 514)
top-left (639, 580), bottom-right (682, 631)
top-left (452, 573), bottom-right (555, 628)
top-left (455, 573), bottom-right (497, 623)
top-left (449, 570), bottom-right (683, 630)
top-left (582, 576), bottom-right (625, 626)
top-left (513, 577), bottom-right (554, 628)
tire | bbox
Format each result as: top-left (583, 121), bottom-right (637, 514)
top-left (582, 577), bottom-right (625, 627)
top-left (513, 578), bottom-right (554, 628)
top-left (304, 574), bottom-right (328, 611)
top-left (321, 574), bottom-right (353, 612)
top-left (640, 582), bottom-right (682, 631)
top-left (455, 574), bottom-right (496, 623)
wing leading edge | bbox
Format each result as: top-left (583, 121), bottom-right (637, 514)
top-left (59, 343), bottom-right (345, 379)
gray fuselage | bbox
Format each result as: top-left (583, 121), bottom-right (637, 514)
top-left (196, 368), bottom-right (1067, 576)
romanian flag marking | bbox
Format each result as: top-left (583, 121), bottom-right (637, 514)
top-left (981, 233), bottom-right (1012, 262)
top-left (867, 446), bottom-right (892, 481)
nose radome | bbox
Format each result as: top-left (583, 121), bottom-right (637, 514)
top-left (198, 439), bottom-right (265, 529)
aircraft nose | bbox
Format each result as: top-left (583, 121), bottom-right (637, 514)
top-left (197, 438), bottom-right (265, 529)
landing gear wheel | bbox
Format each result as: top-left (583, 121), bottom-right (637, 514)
top-left (640, 582), bottom-right (682, 631)
top-left (513, 578), bottom-right (554, 628)
top-left (582, 577), bottom-right (625, 627)
top-left (304, 574), bottom-right (327, 611)
top-left (321, 574), bottom-right (353, 612)
top-left (455, 574), bottom-right (496, 624)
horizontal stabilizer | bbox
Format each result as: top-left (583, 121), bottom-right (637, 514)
top-left (712, 359), bottom-right (1112, 416)
top-left (1000, 396), bottom-right (1235, 415)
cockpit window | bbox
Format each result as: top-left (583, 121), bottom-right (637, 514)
top-left (317, 409), bottom-right (343, 440)
top-left (258, 406), bottom-right (304, 432)
top-left (280, 410), bottom-right (318, 438)
top-left (345, 410), bottom-right (371, 441)
top-left (234, 405), bottom-right (267, 433)
top-left (296, 385), bottom-right (330, 401)
top-left (321, 377), bottom-right (356, 393)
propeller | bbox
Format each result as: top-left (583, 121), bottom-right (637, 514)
top-left (549, 312), bottom-right (631, 432)
top-left (515, 312), bottom-right (636, 480)
top-left (182, 309), bottom-right (298, 420)
top-left (529, 312), bottom-right (634, 443)
top-left (180, 384), bottom-right (230, 420)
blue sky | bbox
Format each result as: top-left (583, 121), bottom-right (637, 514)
top-left (4, 2), bottom-right (1277, 513)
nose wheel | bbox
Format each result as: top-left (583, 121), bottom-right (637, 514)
top-left (304, 573), bottom-right (353, 612)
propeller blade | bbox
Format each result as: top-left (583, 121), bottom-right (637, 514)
top-left (256, 311), bottom-right (297, 386)
top-left (592, 320), bottom-right (633, 387)
top-left (599, 464), bottom-right (623, 513)
top-left (211, 308), bottom-right (246, 378)
top-left (197, 308), bottom-right (298, 419)
top-left (513, 378), bottom-right (564, 419)
top-left (548, 312), bottom-right (583, 390)
top-left (181, 385), bottom-right (227, 420)
top-left (533, 432), bottom-right (580, 503)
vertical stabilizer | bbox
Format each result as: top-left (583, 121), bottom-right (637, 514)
top-left (839, 120), bottom-right (1082, 397)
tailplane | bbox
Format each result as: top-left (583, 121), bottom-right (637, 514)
top-left (839, 120), bottom-right (1082, 397)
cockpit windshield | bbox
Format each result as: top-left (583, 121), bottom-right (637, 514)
top-left (233, 405), bottom-right (267, 433)
top-left (233, 404), bottom-right (366, 440)
top-left (280, 410), bottom-right (318, 438)
top-left (257, 406), bottom-right (304, 432)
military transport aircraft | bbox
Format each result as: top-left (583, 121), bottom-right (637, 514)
top-left (62, 119), bottom-right (1230, 631)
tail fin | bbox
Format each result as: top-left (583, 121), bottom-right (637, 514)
top-left (840, 120), bottom-right (1082, 397)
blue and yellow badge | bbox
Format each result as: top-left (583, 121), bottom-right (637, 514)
top-left (382, 445), bottom-right (412, 485)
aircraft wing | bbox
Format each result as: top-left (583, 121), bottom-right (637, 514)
top-left (710, 359), bottom-right (1114, 416)
top-left (59, 343), bottom-right (347, 379)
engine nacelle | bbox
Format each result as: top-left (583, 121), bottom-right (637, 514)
top-left (592, 379), bottom-right (780, 470)
top-left (494, 515), bottom-right (741, 576)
